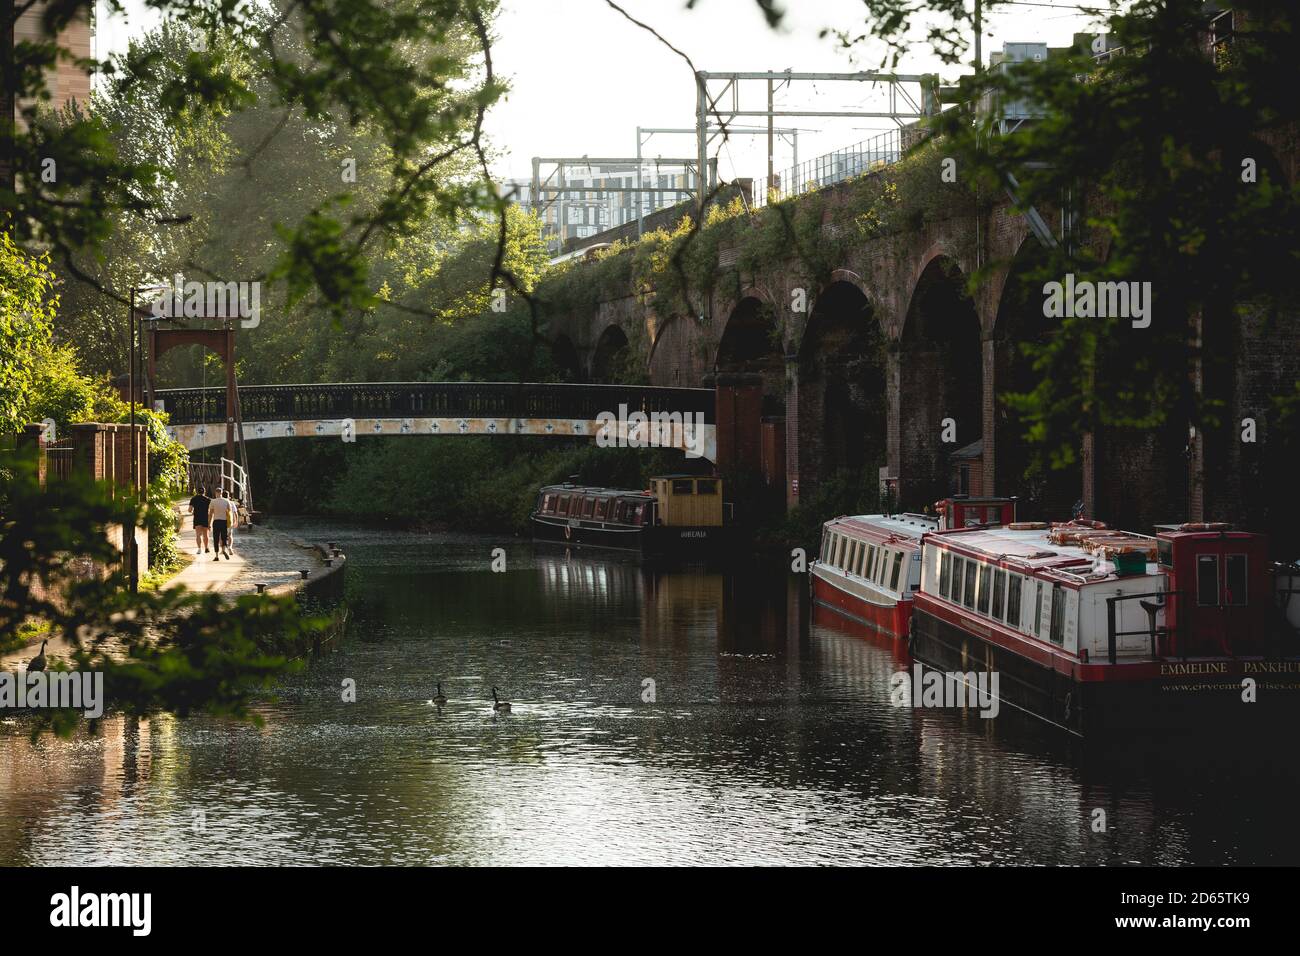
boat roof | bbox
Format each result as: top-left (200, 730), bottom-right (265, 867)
top-left (932, 525), bottom-right (1163, 585)
top-left (826, 513), bottom-right (938, 543)
top-left (539, 484), bottom-right (653, 499)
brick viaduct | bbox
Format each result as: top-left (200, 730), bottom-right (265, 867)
top-left (542, 162), bottom-right (1300, 537)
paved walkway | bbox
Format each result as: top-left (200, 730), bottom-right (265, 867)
top-left (2, 508), bottom-right (325, 672)
top-left (172, 509), bottom-right (323, 597)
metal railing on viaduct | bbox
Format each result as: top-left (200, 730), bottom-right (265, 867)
top-left (155, 382), bottom-right (717, 426)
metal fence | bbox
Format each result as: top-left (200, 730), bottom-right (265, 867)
top-left (157, 382), bottom-right (718, 426)
top-left (752, 128), bottom-right (904, 207)
top-left (44, 436), bottom-right (75, 482)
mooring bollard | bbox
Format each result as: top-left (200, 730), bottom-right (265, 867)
top-left (331, 547), bottom-right (342, 558)
top-left (324, 558), bottom-right (333, 567)
top-left (300, 569), bottom-right (310, 580)
top-left (255, 582), bottom-right (268, 594)
top-left (328, 542), bottom-right (337, 551)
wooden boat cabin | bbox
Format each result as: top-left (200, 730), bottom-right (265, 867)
top-left (531, 475), bottom-right (725, 556)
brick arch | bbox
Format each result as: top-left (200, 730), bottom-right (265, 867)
top-left (713, 294), bottom-right (784, 414)
top-left (893, 253), bottom-right (982, 508)
top-left (591, 323), bottom-right (632, 383)
top-left (647, 314), bottom-right (697, 387)
top-left (791, 278), bottom-right (886, 500)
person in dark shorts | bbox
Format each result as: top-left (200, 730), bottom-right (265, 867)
top-left (189, 487), bottom-right (211, 554)
top-left (209, 489), bottom-right (234, 559)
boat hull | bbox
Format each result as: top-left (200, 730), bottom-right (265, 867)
top-left (531, 513), bottom-right (725, 557)
top-left (810, 568), bottom-right (912, 640)
top-left (911, 606), bottom-right (1300, 737)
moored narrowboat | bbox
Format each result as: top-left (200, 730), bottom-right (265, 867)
top-left (910, 517), bottom-right (1300, 736)
top-left (810, 496), bottom-right (1017, 640)
top-left (810, 513), bottom-right (936, 639)
top-left (530, 475), bottom-right (726, 557)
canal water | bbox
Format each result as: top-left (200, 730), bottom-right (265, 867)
top-left (2, 520), bottom-right (1296, 866)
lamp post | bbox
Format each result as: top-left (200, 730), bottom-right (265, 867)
top-left (128, 283), bottom-right (170, 592)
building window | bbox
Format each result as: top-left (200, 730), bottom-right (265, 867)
top-left (696, 479), bottom-right (717, 495)
top-left (672, 479), bottom-right (693, 495)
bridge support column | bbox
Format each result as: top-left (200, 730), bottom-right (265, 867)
top-left (713, 373), bottom-right (763, 476)
top-left (885, 349), bottom-right (902, 505)
top-left (783, 354), bottom-right (801, 509)
top-left (982, 335), bottom-right (997, 496)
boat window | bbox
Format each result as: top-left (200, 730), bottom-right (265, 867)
top-left (963, 560), bottom-right (977, 609)
top-left (1225, 554), bottom-right (1247, 605)
top-left (831, 534), bottom-right (843, 568)
top-left (1049, 585), bottom-right (1065, 645)
top-left (1157, 538), bottom-right (1173, 568)
top-left (630, 503), bottom-right (646, 525)
top-left (557, 496), bottom-right (570, 516)
top-left (846, 540), bottom-right (858, 573)
top-left (856, 543), bottom-right (869, 577)
top-left (976, 563), bottom-right (991, 614)
top-left (992, 569), bottom-right (1007, 621)
top-left (951, 557), bottom-right (964, 604)
top-left (582, 497), bottom-right (596, 518)
top-left (1007, 575), bottom-right (1022, 628)
top-left (696, 479), bottom-right (718, 495)
top-left (939, 552), bottom-right (952, 599)
top-left (890, 552), bottom-right (904, 591)
top-left (1033, 582), bottom-right (1045, 637)
top-left (1197, 554), bottom-right (1220, 606)
top-left (820, 534), bottom-right (830, 563)
top-left (877, 550), bottom-right (891, 585)
top-left (594, 498), bottom-right (608, 520)
top-left (672, 479), bottom-right (694, 495)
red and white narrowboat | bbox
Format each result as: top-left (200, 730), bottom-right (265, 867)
top-left (810, 513), bottom-right (936, 639)
top-left (810, 497), bottom-right (1018, 639)
top-left (911, 517), bottom-right (1300, 736)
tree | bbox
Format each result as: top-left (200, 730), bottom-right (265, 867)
top-left (0, 229), bottom-right (59, 434)
top-left (5, 0), bottom-right (510, 333)
top-left (0, 448), bottom-right (318, 737)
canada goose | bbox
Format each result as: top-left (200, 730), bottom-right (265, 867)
top-left (491, 687), bottom-right (511, 715)
top-left (27, 640), bottom-right (48, 673)
top-left (432, 682), bottom-right (448, 711)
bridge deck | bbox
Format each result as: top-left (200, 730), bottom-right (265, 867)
top-left (156, 382), bottom-right (715, 426)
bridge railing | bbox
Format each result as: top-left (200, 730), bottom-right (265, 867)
top-left (157, 382), bottom-right (716, 427)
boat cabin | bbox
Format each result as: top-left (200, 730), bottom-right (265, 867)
top-left (648, 475), bottom-right (723, 527)
top-left (535, 486), bottom-right (655, 527)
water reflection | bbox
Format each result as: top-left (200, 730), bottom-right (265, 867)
top-left (1, 523), bottom-right (1296, 865)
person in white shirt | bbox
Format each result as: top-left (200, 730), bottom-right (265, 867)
top-left (209, 490), bottom-right (236, 559)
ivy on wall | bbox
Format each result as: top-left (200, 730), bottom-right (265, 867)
top-left (535, 139), bottom-right (982, 367)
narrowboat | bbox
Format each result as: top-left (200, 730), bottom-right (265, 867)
top-left (811, 513), bottom-right (936, 638)
top-left (911, 517), bottom-right (1300, 736)
top-left (810, 497), bottom-right (1017, 639)
top-left (530, 475), bottom-right (726, 557)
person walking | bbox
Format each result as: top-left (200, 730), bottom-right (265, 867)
top-left (210, 488), bottom-right (233, 560)
top-left (189, 486), bottom-right (211, 555)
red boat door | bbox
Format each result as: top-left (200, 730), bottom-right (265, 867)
top-left (1183, 539), bottom-right (1258, 655)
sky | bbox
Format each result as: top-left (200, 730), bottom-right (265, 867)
top-left (94, 0), bottom-right (1110, 185)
